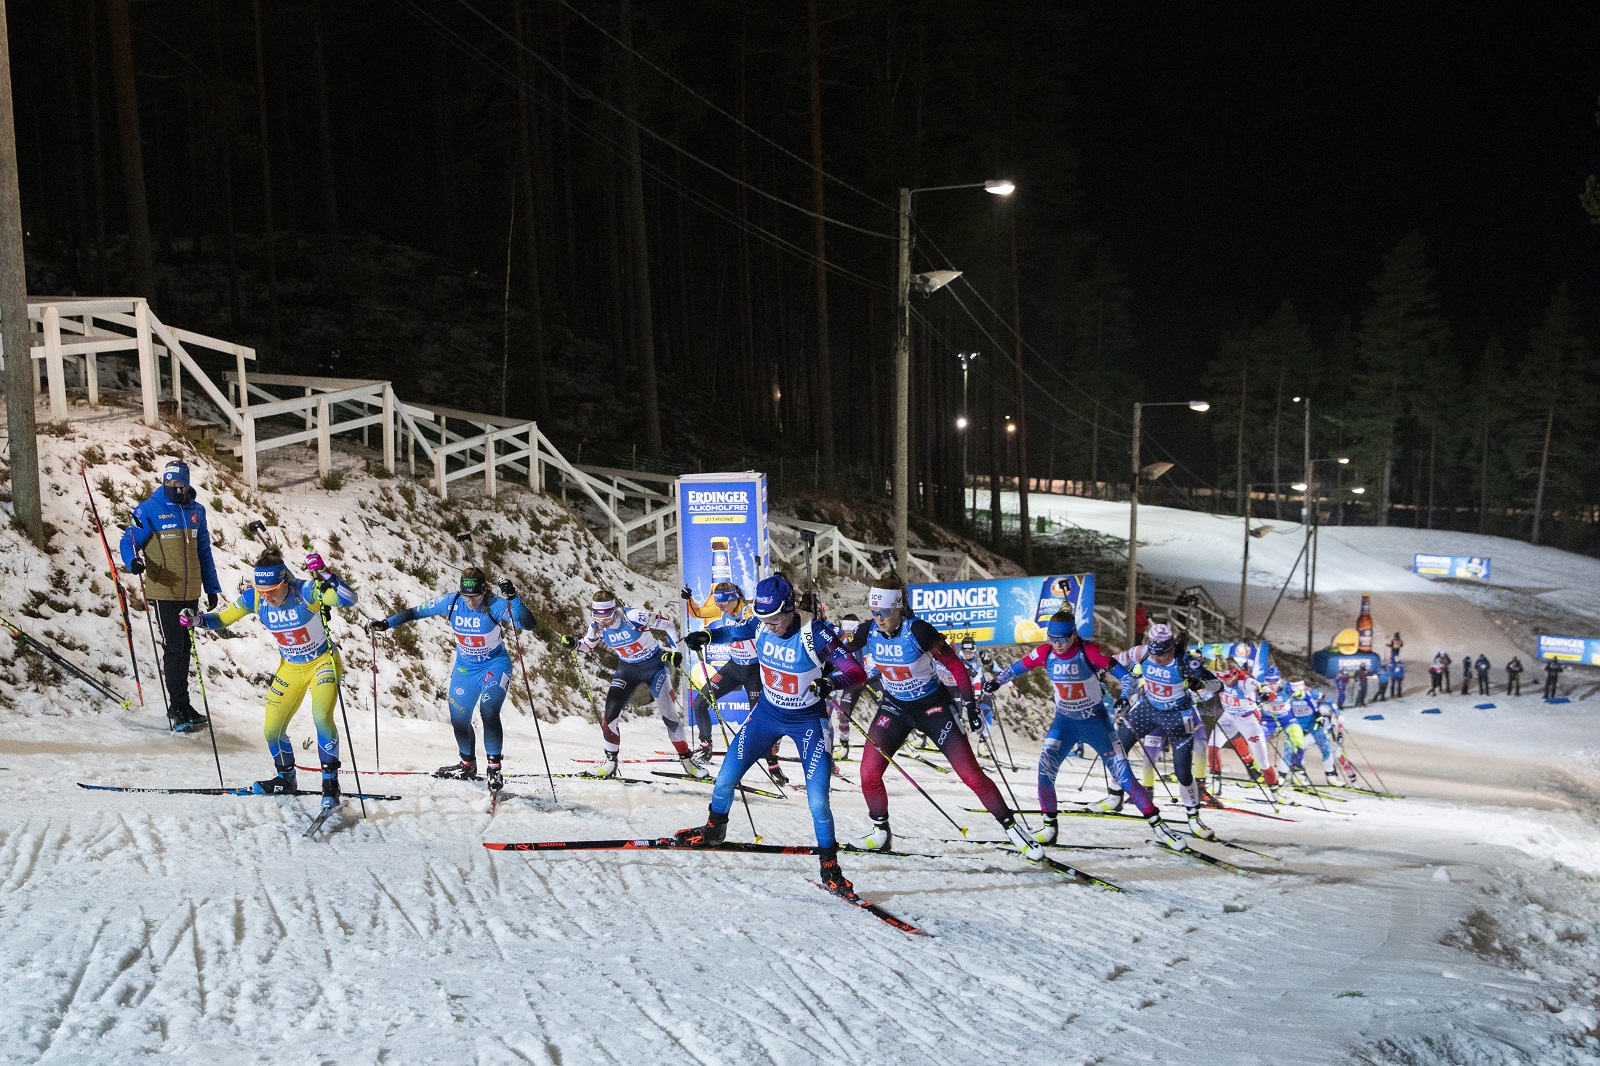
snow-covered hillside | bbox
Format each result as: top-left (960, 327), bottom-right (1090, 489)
top-left (2, 411), bottom-right (1599, 1065)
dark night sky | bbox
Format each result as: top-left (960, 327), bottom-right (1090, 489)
top-left (1070, 4), bottom-right (1600, 384)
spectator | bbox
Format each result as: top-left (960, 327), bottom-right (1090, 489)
top-left (1355, 663), bottom-right (1370, 707)
top-left (1134, 604), bottom-right (1150, 645)
top-left (117, 459), bottom-right (222, 734)
top-left (1505, 656), bottom-right (1523, 696)
top-left (1335, 670), bottom-right (1349, 709)
top-left (1441, 652), bottom-right (1453, 691)
top-left (1474, 654), bottom-right (1490, 696)
top-left (1428, 653), bottom-right (1445, 695)
top-left (1388, 631), bottom-right (1404, 662)
top-left (1460, 653), bottom-right (1473, 696)
top-left (1543, 658), bottom-right (1564, 700)
top-left (1390, 660), bottom-right (1405, 698)
top-left (1374, 660), bottom-right (1389, 702)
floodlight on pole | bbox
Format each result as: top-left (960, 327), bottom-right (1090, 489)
top-left (1291, 482), bottom-right (1308, 492)
top-left (1337, 456), bottom-right (1350, 465)
top-left (1351, 486), bottom-right (1366, 495)
top-left (955, 416), bottom-right (968, 430)
top-left (895, 182), bottom-right (1016, 569)
top-left (1126, 399), bottom-right (1208, 644)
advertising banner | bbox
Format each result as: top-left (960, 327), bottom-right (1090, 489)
top-left (676, 473), bottom-right (769, 724)
top-left (907, 574), bottom-right (1096, 647)
top-left (1537, 635), bottom-right (1600, 664)
top-left (1192, 640), bottom-right (1271, 675)
top-left (1413, 554), bottom-right (1491, 582)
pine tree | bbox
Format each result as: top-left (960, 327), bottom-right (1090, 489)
top-left (1350, 232), bottom-right (1451, 526)
top-left (1522, 284), bottom-right (1593, 545)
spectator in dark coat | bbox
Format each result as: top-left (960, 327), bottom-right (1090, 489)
top-left (1505, 657), bottom-right (1523, 696)
top-left (1474, 654), bottom-right (1490, 696)
top-left (1543, 659), bottom-right (1564, 699)
top-left (1390, 661), bottom-right (1405, 698)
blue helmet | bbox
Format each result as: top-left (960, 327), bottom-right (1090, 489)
top-left (1046, 611), bottom-right (1076, 640)
top-left (1261, 666), bottom-right (1282, 685)
top-left (753, 574), bottom-right (796, 619)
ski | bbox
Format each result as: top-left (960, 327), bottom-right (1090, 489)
top-left (808, 880), bottom-right (928, 936)
top-left (968, 806), bottom-right (1145, 821)
top-left (1289, 783), bottom-right (1348, 802)
top-left (1318, 782), bottom-right (1404, 799)
top-left (649, 770), bottom-right (785, 800)
top-left (575, 756), bottom-right (685, 764)
top-left (1197, 837), bottom-right (1282, 861)
top-left (78, 782), bottom-right (401, 799)
top-left (936, 838), bottom-right (1132, 852)
top-left (1197, 799), bottom-right (1299, 823)
top-left (303, 807), bottom-right (340, 838)
top-left (994, 845), bottom-right (1125, 891)
top-left (486, 838), bottom-right (822, 854)
top-left (1155, 840), bottom-right (1248, 875)
top-left (2, 613), bottom-right (134, 710)
top-left (902, 751), bottom-right (952, 775)
top-left (296, 764), bottom-right (552, 779)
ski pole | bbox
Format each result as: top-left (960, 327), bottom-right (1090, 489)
top-left (990, 689), bottom-right (1019, 771)
top-left (135, 571), bottom-right (170, 716)
top-left (81, 466), bottom-right (143, 706)
top-left (686, 651), bottom-right (762, 841)
top-left (505, 609), bottom-right (557, 803)
top-left (1075, 752), bottom-right (1102, 792)
top-left (969, 695), bottom-right (1032, 831)
top-left (182, 621), bottom-right (226, 790)
top-left (1, 612), bottom-right (133, 709)
top-left (691, 648), bottom-right (786, 794)
top-left (369, 631), bottom-right (381, 769)
top-left (565, 641), bottom-right (597, 719)
top-left (847, 708), bottom-right (969, 837)
top-left (311, 568), bottom-right (368, 822)
top-left (1341, 731), bottom-right (1391, 794)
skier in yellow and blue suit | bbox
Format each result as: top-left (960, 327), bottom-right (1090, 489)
top-left (182, 549), bottom-right (358, 810)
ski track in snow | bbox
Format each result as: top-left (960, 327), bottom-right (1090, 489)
top-left (1, 414), bottom-right (1598, 1064)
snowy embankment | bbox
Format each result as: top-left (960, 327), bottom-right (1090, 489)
top-left (0, 410), bottom-right (1597, 1064)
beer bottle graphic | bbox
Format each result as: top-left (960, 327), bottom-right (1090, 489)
top-left (710, 536), bottom-right (732, 582)
top-left (1356, 593), bottom-right (1374, 653)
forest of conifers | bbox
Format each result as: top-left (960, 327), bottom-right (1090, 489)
top-left (7, 0), bottom-right (1598, 554)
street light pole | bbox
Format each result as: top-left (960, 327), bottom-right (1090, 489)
top-left (1238, 484), bottom-right (1252, 640)
top-left (1126, 402), bottom-right (1143, 645)
top-left (892, 179), bottom-right (1013, 575)
top-left (894, 186), bottom-right (912, 573)
top-left (957, 352), bottom-right (975, 528)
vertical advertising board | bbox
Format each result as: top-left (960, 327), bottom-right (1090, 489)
top-left (906, 574), bottom-right (1096, 647)
top-left (676, 473), bottom-right (768, 725)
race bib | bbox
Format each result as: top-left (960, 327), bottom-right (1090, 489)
top-left (1145, 679), bottom-right (1177, 700)
top-left (879, 664), bottom-right (914, 683)
top-left (457, 633), bottom-right (489, 650)
top-left (274, 626), bottom-right (313, 650)
top-left (1053, 681), bottom-right (1088, 702)
top-left (761, 664), bottom-right (801, 695)
top-left (614, 640), bottom-right (646, 659)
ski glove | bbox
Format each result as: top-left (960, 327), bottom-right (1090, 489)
top-left (206, 592), bottom-right (221, 611)
top-left (965, 701), bottom-right (984, 732)
top-left (305, 552), bottom-right (326, 573)
top-left (680, 584), bottom-right (694, 601)
top-left (365, 618), bottom-right (390, 635)
top-left (127, 557), bottom-right (146, 576)
top-left (661, 651), bottom-right (683, 670)
top-left (558, 634), bottom-right (576, 649)
top-left (683, 631), bottom-right (711, 653)
top-left (497, 579), bottom-right (517, 599)
top-left (177, 609), bottom-right (198, 629)
top-left (809, 676), bottom-right (836, 700)
top-left (982, 678), bottom-right (1002, 694)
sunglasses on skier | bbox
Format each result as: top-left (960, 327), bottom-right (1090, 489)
top-left (712, 590), bottom-right (742, 605)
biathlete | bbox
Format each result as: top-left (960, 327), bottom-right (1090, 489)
top-left (1256, 668), bottom-right (1307, 781)
top-left (564, 590), bottom-right (698, 780)
top-left (183, 549), bottom-right (357, 811)
top-left (681, 581), bottom-right (764, 769)
top-left (367, 567), bottom-right (536, 793)
top-left (841, 576), bottom-right (1043, 859)
top-left (678, 574), bottom-right (867, 894)
top-left (1207, 643), bottom-right (1281, 799)
top-left (1113, 623), bottom-right (1222, 849)
top-left (986, 610), bottom-right (1137, 843)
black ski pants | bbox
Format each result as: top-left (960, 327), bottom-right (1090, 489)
top-left (153, 598), bottom-right (197, 717)
top-left (1507, 675), bottom-right (1521, 696)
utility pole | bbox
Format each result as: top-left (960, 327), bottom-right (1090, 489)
top-left (1531, 407), bottom-right (1554, 545)
top-left (1009, 214), bottom-right (1030, 569)
top-left (1126, 401), bottom-right (1142, 645)
top-left (957, 352), bottom-right (975, 527)
top-left (0, 0), bottom-right (43, 543)
top-left (105, 0), bottom-right (154, 304)
top-left (893, 186), bottom-right (911, 571)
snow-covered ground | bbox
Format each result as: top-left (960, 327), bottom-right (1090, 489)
top-left (3, 408), bottom-right (1599, 1065)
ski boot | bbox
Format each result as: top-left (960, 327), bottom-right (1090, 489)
top-left (1148, 814), bottom-right (1188, 852)
top-left (1004, 819), bottom-right (1046, 861)
top-left (672, 808), bottom-right (728, 847)
top-left (692, 739), bottom-right (714, 767)
top-left (486, 756), bottom-right (504, 794)
top-left (678, 753), bottom-right (711, 781)
top-left (180, 705), bottom-right (210, 729)
top-left (590, 752), bottom-right (620, 779)
top-left (818, 847), bottom-right (854, 897)
top-left (859, 817), bottom-right (892, 852)
top-left (320, 760), bottom-right (341, 813)
top-left (1197, 782), bottom-right (1225, 810)
top-left (434, 757), bottom-right (479, 780)
top-left (251, 764), bottom-right (297, 795)
top-left (1186, 807), bottom-right (1216, 841)
top-left (1032, 814), bottom-right (1058, 845)
top-left (1091, 790), bottom-right (1126, 814)
top-left (765, 759), bottom-right (789, 787)
top-left (834, 738), bottom-right (851, 763)
top-left (168, 709), bottom-right (202, 734)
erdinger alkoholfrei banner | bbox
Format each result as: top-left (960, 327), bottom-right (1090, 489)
top-left (676, 473), bottom-right (768, 725)
top-left (1537, 635), bottom-right (1600, 664)
top-left (1192, 640), bottom-right (1271, 675)
top-left (1413, 554), bottom-right (1492, 581)
top-left (907, 574), bottom-right (1095, 647)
